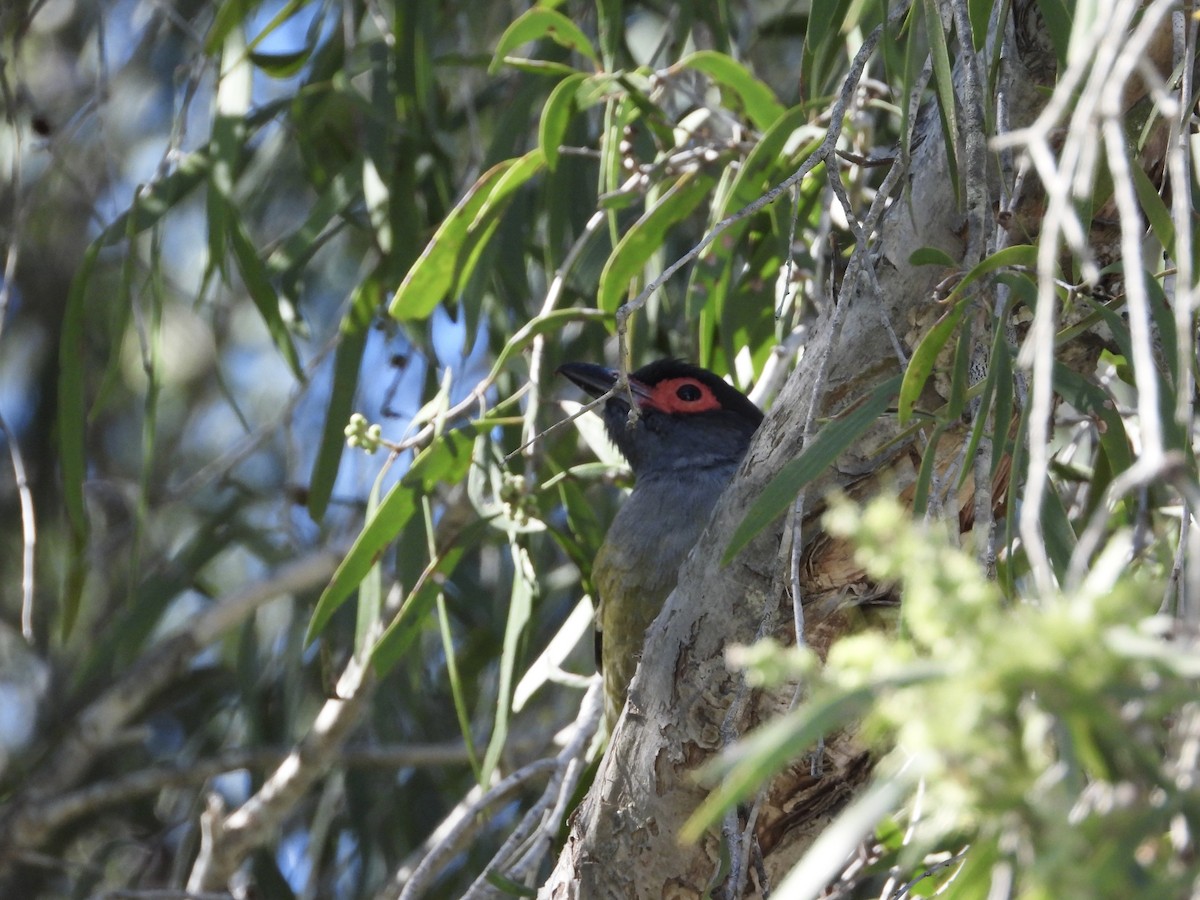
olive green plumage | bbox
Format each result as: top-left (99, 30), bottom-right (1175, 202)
top-left (558, 360), bottom-right (762, 725)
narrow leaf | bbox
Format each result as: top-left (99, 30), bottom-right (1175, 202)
top-left (597, 170), bottom-right (716, 313)
top-left (968, 0), bottom-right (992, 50)
top-left (923, 0), bottom-right (960, 199)
top-left (684, 686), bottom-right (876, 841)
top-left (307, 478), bottom-right (418, 642)
top-left (228, 215), bottom-right (305, 379)
top-left (1035, 0), bottom-right (1073, 69)
top-left (490, 7), bottom-right (599, 73)
top-left (898, 302), bottom-right (968, 426)
top-left (1039, 484), bottom-right (1076, 581)
top-left (369, 543), bottom-right (469, 675)
top-left (539, 73), bottom-right (588, 171)
top-left (389, 150), bottom-right (544, 320)
top-left (481, 543), bottom-right (536, 786)
top-left (909, 246), bottom-right (957, 267)
top-left (1130, 163), bottom-right (1175, 252)
top-left (354, 470), bottom-right (386, 656)
top-left (724, 375), bottom-right (902, 563)
top-left (912, 422), bottom-right (951, 517)
top-left (249, 48), bottom-right (312, 78)
top-left (58, 245), bottom-right (103, 635)
top-left (678, 51), bottom-right (786, 130)
top-left (308, 280), bottom-right (378, 522)
top-left (946, 309), bottom-right (974, 420)
top-left (899, 245), bottom-right (1037, 425)
top-left (265, 161), bottom-right (360, 280)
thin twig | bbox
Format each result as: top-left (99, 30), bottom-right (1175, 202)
top-left (0, 412), bottom-right (36, 641)
top-left (393, 677), bottom-right (604, 900)
top-left (460, 678), bottom-right (603, 899)
top-left (385, 759), bottom-right (559, 900)
top-left (187, 616), bottom-right (380, 892)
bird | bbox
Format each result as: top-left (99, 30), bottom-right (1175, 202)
top-left (557, 359), bottom-right (763, 726)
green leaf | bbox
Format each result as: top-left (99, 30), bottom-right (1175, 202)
top-left (1053, 364), bottom-right (1133, 475)
top-left (946, 308), bottom-right (974, 420)
top-left (308, 433), bottom-right (474, 643)
top-left (307, 280), bottom-right (378, 522)
top-left (57, 244), bottom-right (103, 636)
top-left (369, 542), bottom-right (470, 675)
top-left (723, 375), bottom-right (902, 563)
top-left (683, 685), bottom-right (876, 841)
top-left (1034, 0), bottom-right (1072, 69)
top-left (495, 58), bottom-right (581, 78)
top-left (99, 151), bottom-right (211, 244)
top-left (204, 0), bottom-right (256, 54)
top-left (990, 332), bottom-right (1014, 481)
top-left (245, 0), bottom-right (308, 52)
top-left (597, 170), bottom-right (717, 313)
top-left (1038, 484), bottom-right (1076, 581)
top-left (948, 245), bottom-right (1038, 305)
top-left (898, 302), bottom-right (968, 426)
top-left (539, 72), bottom-right (589, 171)
top-left (489, 308), bottom-right (611, 380)
top-left (678, 51), bottom-right (786, 130)
top-left (1146, 275), bottom-right (1180, 400)
top-left (956, 307), bottom-right (1010, 492)
top-left (480, 542), bottom-right (536, 786)
top-left (265, 161), bottom-right (360, 282)
top-left (489, 7), bottom-right (599, 73)
top-left (908, 246), bottom-right (957, 267)
top-left (804, 0), bottom-right (854, 95)
top-left (401, 429), bottom-right (477, 493)
top-left (389, 149), bottom-right (545, 320)
top-left (483, 871), bottom-right (539, 897)
top-left (1131, 163), bottom-right (1175, 252)
top-left (899, 245), bottom-right (1037, 425)
top-left (354, 470), bottom-right (386, 657)
top-left (307, 478), bottom-right (418, 643)
top-left (912, 422), bottom-right (951, 517)
top-left (923, 0), bottom-right (959, 201)
top-left (967, 0), bottom-right (992, 50)
top-left (208, 29), bottom-right (252, 273)
top-left (437, 589), bottom-right (482, 780)
top-left (228, 215), bottom-right (305, 380)
top-left (249, 47), bottom-right (312, 78)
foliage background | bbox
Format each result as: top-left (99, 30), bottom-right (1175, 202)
top-left (0, 0), bottom-right (1197, 898)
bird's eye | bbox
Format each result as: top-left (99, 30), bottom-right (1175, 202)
top-left (676, 383), bottom-right (702, 402)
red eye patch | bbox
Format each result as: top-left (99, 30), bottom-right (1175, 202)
top-left (642, 377), bottom-right (723, 414)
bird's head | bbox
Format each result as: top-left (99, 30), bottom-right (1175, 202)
top-left (557, 359), bottom-right (763, 477)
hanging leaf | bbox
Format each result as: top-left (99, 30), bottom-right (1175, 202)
top-left (390, 150), bottom-right (545, 320)
top-left (490, 7), bottom-right (600, 73)
top-left (597, 170), bottom-right (717, 313)
top-left (539, 72), bottom-right (590, 171)
top-left (307, 279), bottom-right (379, 523)
top-left (677, 51), bottom-right (786, 130)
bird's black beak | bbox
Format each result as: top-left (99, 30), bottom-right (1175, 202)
top-left (557, 362), bottom-right (652, 406)
top-left (556, 362), bottom-right (618, 399)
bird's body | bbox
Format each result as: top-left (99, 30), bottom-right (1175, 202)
top-left (558, 360), bottom-right (762, 725)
